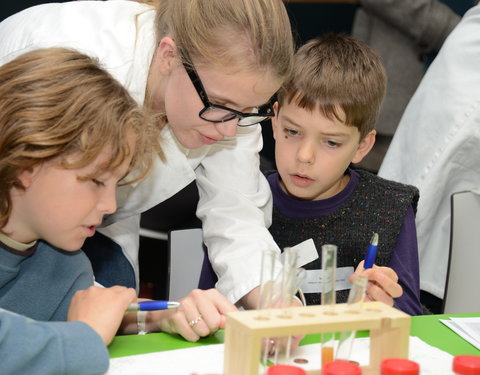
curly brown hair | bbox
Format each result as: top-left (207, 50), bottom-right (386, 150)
top-left (0, 47), bottom-right (164, 228)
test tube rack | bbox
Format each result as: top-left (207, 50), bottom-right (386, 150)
top-left (224, 301), bottom-right (410, 375)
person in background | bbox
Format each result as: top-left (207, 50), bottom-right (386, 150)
top-left (267, 34), bottom-right (423, 315)
top-left (0, 47), bottom-right (236, 374)
top-left (352, 0), bottom-right (462, 173)
top-left (0, 0), bottom-right (296, 313)
top-left (378, 3), bottom-right (480, 313)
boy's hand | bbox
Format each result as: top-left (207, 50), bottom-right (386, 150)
top-left (349, 261), bottom-right (403, 306)
top-left (153, 288), bottom-right (237, 342)
top-left (68, 285), bottom-right (137, 345)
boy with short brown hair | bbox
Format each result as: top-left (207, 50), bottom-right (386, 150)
top-left (268, 34), bottom-right (423, 315)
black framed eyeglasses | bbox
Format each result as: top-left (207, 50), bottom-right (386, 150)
top-left (181, 53), bottom-right (274, 127)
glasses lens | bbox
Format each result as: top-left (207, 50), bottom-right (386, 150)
top-left (200, 107), bottom-right (238, 122)
top-left (237, 116), bottom-right (269, 126)
top-left (200, 105), bottom-right (272, 126)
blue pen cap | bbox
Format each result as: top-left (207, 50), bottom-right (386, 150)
top-left (138, 301), bottom-right (169, 311)
top-left (364, 245), bottom-right (377, 269)
top-left (364, 233), bottom-right (379, 269)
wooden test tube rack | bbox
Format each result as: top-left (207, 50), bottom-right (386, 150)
top-left (224, 301), bottom-right (410, 375)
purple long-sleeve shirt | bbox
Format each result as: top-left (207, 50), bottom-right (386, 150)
top-left (268, 169), bottom-right (423, 316)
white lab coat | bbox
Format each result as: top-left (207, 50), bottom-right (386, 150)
top-left (0, 1), bottom-right (280, 303)
top-left (379, 5), bottom-right (480, 299)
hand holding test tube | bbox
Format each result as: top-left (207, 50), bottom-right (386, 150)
top-left (336, 234), bottom-right (376, 361)
top-left (335, 274), bottom-right (368, 361)
top-left (351, 233), bottom-right (403, 305)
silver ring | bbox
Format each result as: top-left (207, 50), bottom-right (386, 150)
top-left (188, 314), bottom-right (202, 327)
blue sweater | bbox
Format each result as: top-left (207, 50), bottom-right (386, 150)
top-left (0, 240), bottom-right (109, 374)
top-left (0, 308), bottom-right (108, 375)
top-left (0, 240), bottom-right (93, 320)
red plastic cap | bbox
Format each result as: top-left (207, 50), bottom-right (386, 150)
top-left (453, 355), bottom-right (480, 374)
top-left (381, 358), bottom-right (419, 375)
top-left (267, 364), bottom-right (306, 375)
top-left (322, 360), bottom-right (362, 375)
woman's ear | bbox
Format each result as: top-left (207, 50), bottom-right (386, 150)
top-left (154, 37), bottom-right (178, 75)
top-left (271, 101), bottom-right (280, 140)
top-left (16, 167), bottom-right (35, 190)
top-left (352, 130), bottom-right (376, 164)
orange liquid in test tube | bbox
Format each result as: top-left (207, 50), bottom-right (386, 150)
top-left (320, 245), bottom-right (337, 369)
top-left (322, 346), bottom-right (334, 366)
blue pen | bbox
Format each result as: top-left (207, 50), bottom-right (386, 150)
top-left (127, 300), bottom-right (181, 311)
top-left (364, 232), bottom-right (379, 269)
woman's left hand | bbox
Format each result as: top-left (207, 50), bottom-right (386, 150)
top-left (154, 288), bottom-right (237, 342)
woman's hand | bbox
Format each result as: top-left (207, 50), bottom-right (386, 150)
top-left (350, 261), bottom-right (403, 306)
top-left (68, 285), bottom-right (137, 345)
top-left (153, 288), bottom-right (237, 342)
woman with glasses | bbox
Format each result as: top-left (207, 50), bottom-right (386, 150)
top-left (0, 0), bottom-right (295, 342)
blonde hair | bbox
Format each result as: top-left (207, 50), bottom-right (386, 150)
top-left (154, 0), bottom-right (294, 80)
top-left (278, 34), bottom-right (387, 139)
top-left (0, 47), bottom-right (163, 228)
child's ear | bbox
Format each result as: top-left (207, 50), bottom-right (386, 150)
top-left (154, 37), bottom-right (178, 75)
top-left (352, 130), bottom-right (376, 164)
top-left (271, 101), bottom-right (280, 140)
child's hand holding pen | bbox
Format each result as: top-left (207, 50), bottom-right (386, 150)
top-left (349, 233), bottom-right (403, 307)
top-left (350, 262), bottom-right (403, 306)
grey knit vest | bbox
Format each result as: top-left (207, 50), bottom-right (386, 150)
top-left (269, 169), bottom-right (419, 305)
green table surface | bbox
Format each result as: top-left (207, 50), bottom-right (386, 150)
top-left (108, 312), bottom-right (480, 358)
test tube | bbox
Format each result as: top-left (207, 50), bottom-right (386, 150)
top-left (321, 244), bottom-right (337, 367)
top-left (258, 249), bottom-right (279, 313)
top-left (259, 250), bottom-right (280, 369)
top-left (273, 247), bottom-right (299, 364)
top-left (335, 274), bottom-right (368, 361)
top-left (280, 247), bottom-right (299, 316)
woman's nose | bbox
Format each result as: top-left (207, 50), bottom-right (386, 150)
top-left (215, 119), bottom-right (238, 138)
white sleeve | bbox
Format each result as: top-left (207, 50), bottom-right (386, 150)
top-left (379, 5), bottom-right (480, 298)
top-left (195, 125), bottom-right (282, 303)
